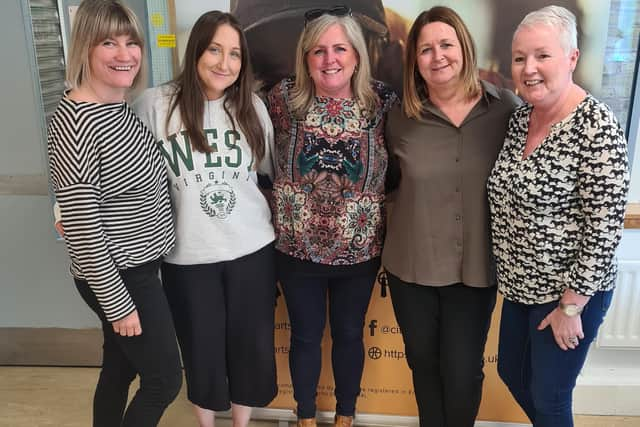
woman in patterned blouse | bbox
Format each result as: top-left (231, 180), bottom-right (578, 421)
top-left (487, 6), bottom-right (629, 426)
top-left (266, 6), bottom-right (397, 427)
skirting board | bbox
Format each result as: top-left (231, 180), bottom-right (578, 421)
top-left (224, 409), bottom-right (531, 426)
top-left (0, 327), bottom-right (101, 366)
top-left (2, 328), bottom-right (638, 417)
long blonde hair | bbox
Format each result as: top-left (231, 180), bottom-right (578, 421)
top-left (290, 14), bottom-right (376, 119)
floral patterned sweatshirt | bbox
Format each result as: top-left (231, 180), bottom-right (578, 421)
top-left (267, 78), bottom-right (397, 265)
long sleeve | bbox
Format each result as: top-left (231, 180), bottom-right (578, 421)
top-left (255, 94), bottom-right (276, 183)
top-left (568, 106), bottom-right (630, 295)
top-left (47, 97), bottom-right (175, 321)
top-left (47, 104), bottom-right (133, 321)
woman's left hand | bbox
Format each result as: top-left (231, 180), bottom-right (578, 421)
top-left (537, 307), bottom-right (584, 351)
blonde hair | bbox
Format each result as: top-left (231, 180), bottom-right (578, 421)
top-left (290, 14), bottom-right (376, 119)
top-left (66, 0), bottom-right (146, 91)
top-left (402, 6), bottom-right (480, 120)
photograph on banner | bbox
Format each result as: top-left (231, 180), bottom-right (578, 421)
top-left (232, 0), bottom-right (609, 96)
top-left (227, 0), bottom-right (614, 424)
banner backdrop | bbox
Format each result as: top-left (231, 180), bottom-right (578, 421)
top-left (228, 0), bottom-right (611, 423)
top-left (268, 279), bottom-right (529, 423)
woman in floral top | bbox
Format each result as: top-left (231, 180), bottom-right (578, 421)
top-left (266, 7), bottom-right (397, 427)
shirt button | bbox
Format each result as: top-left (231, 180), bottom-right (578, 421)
top-left (455, 157), bottom-right (460, 163)
top-left (456, 215), bottom-right (461, 221)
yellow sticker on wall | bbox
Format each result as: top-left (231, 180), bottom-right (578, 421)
top-left (151, 13), bottom-right (164, 28)
top-left (157, 34), bottom-right (176, 48)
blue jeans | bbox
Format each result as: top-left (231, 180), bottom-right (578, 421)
top-left (279, 260), bottom-right (376, 418)
top-left (498, 290), bottom-right (614, 427)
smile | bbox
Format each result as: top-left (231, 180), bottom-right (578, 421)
top-left (322, 68), bottom-right (342, 74)
top-left (210, 70), bottom-right (232, 77)
top-left (524, 80), bottom-right (543, 86)
top-left (110, 65), bottom-right (134, 71)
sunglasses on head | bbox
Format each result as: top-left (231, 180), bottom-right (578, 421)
top-left (304, 5), bottom-right (352, 26)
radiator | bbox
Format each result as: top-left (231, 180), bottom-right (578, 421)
top-left (597, 260), bottom-right (640, 348)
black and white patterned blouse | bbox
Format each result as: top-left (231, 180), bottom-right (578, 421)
top-left (487, 95), bottom-right (629, 305)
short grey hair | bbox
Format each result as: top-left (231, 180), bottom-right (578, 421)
top-left (515, 5), bottom-right (578, 54)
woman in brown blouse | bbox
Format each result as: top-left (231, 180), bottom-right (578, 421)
top-left (382, 6), bottom-right (520, 427)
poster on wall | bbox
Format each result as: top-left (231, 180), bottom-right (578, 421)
top-left (232, 0), bottom-right (610, 96)
top-left (227, 0), bottom-right (612, 423)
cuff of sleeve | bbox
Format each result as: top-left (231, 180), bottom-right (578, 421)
top-left (106, 301), bottom-right (136, 323)
top-left (566, 280), bottom-right (597, 298)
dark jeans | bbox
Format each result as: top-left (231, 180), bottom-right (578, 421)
top-left (498, 290), bottom-right (614, 427)
top-left (279, 264), bottom-right (376, 418)
top-left (75, 259), bottom-right (182, 427)
top-left (387, 272), bottom-right (496, 427)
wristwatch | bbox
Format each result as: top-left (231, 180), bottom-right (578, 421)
top-left (558, 301), bottom-right (583, 317)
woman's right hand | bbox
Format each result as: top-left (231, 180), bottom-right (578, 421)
top-left (112, 310), bottom-right (142, 337)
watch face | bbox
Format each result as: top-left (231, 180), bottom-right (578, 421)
top-left (565, 305), bottom-right (579, 316)
top-left (561, 303), bottom-right (581, 316)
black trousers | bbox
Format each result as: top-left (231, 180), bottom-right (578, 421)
top-left (75, 259), bottom-right (182, 427)
top-left (161, 244), bottom-right (278, 411)
top-left (386, 271), bottom-right (496, 427)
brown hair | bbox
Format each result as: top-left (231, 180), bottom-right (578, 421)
top-left (403, 6), bottom-right (480, 119)
top-left (167, 11), bottom-right (265, 159)
top-left (66, 0), bottom-right (146, 91)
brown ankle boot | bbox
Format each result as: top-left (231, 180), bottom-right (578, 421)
top-left (297, 418), bottom-right (317, 427)
top-left (334, 415), bottom-right (353, 427)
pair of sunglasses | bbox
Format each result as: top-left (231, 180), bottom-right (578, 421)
top-left (304, 5), bottom-right (352, 26)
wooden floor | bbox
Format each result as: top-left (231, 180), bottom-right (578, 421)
top-left (1, 367), bottom-right (638, 427)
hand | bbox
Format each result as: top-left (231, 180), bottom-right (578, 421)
top-left (55, 221), bottom-right (64, 237)
top-left (112, 310), bottom-right (142, 337)
top-left (537, 307), bottom-right (584, 351)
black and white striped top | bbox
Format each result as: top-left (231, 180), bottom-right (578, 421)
top-left (47, 96), bottom-right (175, 321)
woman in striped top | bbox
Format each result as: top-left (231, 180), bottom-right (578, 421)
top-left (46, 1), bottom-right (181, 426)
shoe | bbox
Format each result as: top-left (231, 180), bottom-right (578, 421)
top-left (334, 415), bottom-right (353, 427)
top-left (297, 418), bottom-right (317, 427)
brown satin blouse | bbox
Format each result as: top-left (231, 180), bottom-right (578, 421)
top-left (382, 81), bottom-right (520, 287)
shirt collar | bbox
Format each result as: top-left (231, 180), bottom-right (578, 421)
top-left (421, 80), bottom-right (501, 123)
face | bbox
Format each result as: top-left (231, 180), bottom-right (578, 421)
top-left (415, 21), bottom-right (464, 90)
top-left (306, 23), bottom-right (358, 98)
top-left (88, 34), bottom-right (141, 102)
top-left (197, 24), bottom-right (242, 100)
top-left (511, 24), bottom-right (578, 109)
